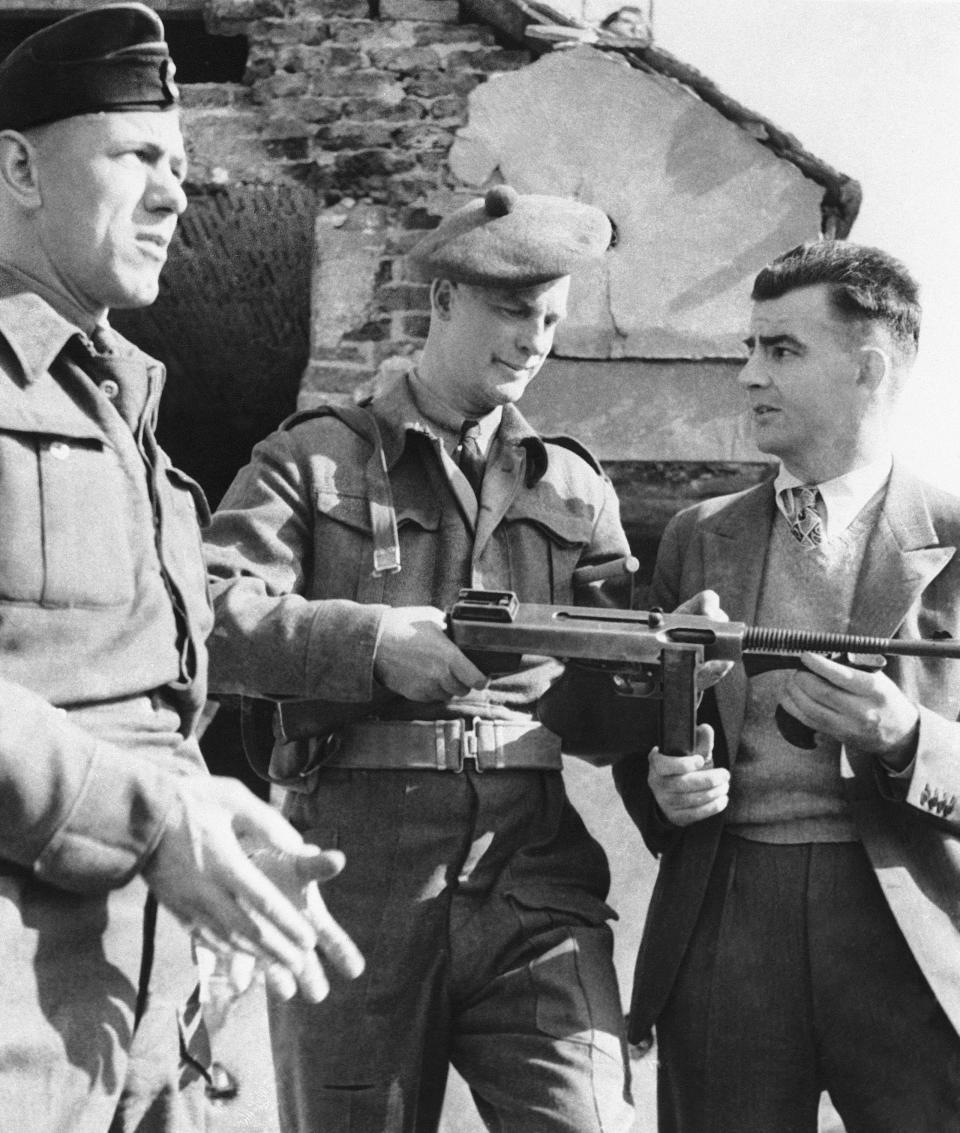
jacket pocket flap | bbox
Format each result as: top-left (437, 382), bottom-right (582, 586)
top-left (0, 376), bottom-right (105, 442)
top-left (505, 496), bottom-right (595, 547)
top-left (315, 487), bottom-right (371, 534)
top-left (396, 498), bottom-right (440, 531)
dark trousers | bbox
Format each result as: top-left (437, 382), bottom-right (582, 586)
top-left (656, 834), bottom-right (960, 1133)
top-left (270, 766), bottom-right (634, 1133)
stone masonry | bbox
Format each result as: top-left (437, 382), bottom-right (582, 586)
top-left (183, 0), bottom-right (530, 402)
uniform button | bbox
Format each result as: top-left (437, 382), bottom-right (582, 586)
top-left (49, 441), bottom-right (70, 460)
top-left (100, 379), bottom-right (120, 400)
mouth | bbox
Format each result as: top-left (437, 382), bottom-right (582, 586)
top-left (495, 358), bottom-right (534, 376)
top-left (752, 404), bottom-right (780, 419)
top-left (136, 234), bottom-right (169, 257)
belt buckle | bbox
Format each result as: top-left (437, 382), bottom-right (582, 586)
top-left (459, 717), bottom-right (483, 773)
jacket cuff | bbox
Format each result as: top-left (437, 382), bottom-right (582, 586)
top-left (34, 742), bottom-right (178, 893)
top-left (304, 599), bottom-right (388, 701)
top-left (903, 706), bottom-right (960, 829)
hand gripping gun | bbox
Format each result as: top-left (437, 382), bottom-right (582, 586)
top-left (447, 588), bottom-right (960, 756)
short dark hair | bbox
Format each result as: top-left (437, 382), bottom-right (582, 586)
top-left (751, 240), bottom-right (921, 356)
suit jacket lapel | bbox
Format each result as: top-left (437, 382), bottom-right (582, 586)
top-left (702, 480), bottom-right (777, 758)
top-left (829, 463), bottom-right (954, 794)
top-left (849, 462), bottom-right (955, 638)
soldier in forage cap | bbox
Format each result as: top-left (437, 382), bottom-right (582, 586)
top-left (203, 186), bottom-right (638, 1132)
top-left (0, 7), bottom-right (363, 1131)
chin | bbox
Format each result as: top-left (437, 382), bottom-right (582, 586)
top-left (111, 282), bottom-right (161, 310)
top-left (495, 377), bottom-right (533, 405)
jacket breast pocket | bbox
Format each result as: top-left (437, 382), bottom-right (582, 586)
top-left (0, 427), bottom-right (135, 607)
top-left (503, 498), bottom-right (596, 604)
top-left (313, 485), bottom-right (374, 600)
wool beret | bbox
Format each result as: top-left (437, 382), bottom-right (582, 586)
top-left (408, 185), bottom-right (612, 287)
top-left (0, 3), bottom-right (178, 132)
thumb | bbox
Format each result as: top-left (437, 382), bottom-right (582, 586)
top-left (294, 848), bottom-right (347, 886)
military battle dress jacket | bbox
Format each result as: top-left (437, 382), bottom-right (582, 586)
top-left (0, 277), bottom-right (212, 891)
top-left (204, 371), bottom-right (632, 759)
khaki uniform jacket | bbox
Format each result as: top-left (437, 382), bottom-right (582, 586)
top-left (0, 278), bottom-right (211, 892)
top-left (204, 372), bottom-right (631, 724)
top-left (0, 273), bottom-right (212, 1131)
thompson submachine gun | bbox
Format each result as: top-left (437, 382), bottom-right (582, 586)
top-left (447, 588), bottom-right (960, 756)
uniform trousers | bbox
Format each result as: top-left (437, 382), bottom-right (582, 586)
top-left (270, 764), bottom-right (635, 1133)
top-left (656, 832), bottom-right (960, 1133)
top-left (0, 702), bottom-right (209, 1133)
top-left (0, 870), bottom-right (208, 1133)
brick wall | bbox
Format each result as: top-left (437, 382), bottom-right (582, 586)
top-left (186, 0), bottom-right (530, 402)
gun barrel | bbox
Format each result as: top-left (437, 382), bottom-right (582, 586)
top-left (743, 625), bottom-right (960, 660)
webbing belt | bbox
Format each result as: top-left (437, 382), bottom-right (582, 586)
top-left (288, 717), bottom-right (562, 775)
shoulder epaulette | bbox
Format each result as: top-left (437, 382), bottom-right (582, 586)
top-left (279, 398), bottom-right (373, 439)
top-left (541, 433), bottom-right (605, 476)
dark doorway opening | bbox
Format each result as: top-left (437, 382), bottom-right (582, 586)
top-left (113, 183), bottom-right (319, 793)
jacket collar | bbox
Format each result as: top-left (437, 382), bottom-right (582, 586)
top-left (370, 370), bottom-right (549, 483)
top-left (0, 265), bottom-right (83, 384)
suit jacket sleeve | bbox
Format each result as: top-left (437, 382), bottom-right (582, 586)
top-left (887, 705), bottom-right (960, 832)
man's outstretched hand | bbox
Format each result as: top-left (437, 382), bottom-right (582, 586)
top-left (143, 775), bottom-right (364, 1002)
top-left (246, 843), bottom-right (365, 1002)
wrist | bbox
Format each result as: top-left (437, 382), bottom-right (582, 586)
top-left (877, 716), bottom-right (920, 774)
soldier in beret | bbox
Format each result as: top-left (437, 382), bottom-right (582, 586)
top-left (0, 6), bottom-right (362, 1131)
top-left (204, 186), bottom-right (636, 1131)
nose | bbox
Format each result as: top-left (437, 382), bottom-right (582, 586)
top-left (737, 351), bottom-right (768, 388)
top-left (147, 164), bottom-right (188, 217)
top-left (518, 317), bottom-right (553, 358)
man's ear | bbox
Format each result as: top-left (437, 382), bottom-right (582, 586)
top-left (857, 345), bottom-right (891, 392)
top-left (431, 278), bottom-right (455, 319)
top-left (0, 130), bottom-right (42, 209)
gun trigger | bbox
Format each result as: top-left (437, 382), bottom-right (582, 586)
top-left (611, 672), bottom-right (657, 698)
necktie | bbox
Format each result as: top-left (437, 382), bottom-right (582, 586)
top-left (784, 485), bottom-right (825, 548)
top-left (457, 419), bottom-right (485, 498)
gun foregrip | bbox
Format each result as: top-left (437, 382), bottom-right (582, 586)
top-left (773, 654), bottom-right (884, 750)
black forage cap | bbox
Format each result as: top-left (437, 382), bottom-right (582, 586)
top-left (0, 3), bottom-right (178, 132)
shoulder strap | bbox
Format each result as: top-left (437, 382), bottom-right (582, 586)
top-left (285, 400), bottom-right (400, 576)
top-left (540, 432), bottom-right (605, 475)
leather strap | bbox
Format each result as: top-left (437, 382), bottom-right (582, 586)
top-left (296, 717), bottom-right (562, 775)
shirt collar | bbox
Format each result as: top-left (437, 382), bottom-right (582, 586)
top-left (774, 455), bottom-right (893, 539)
top-left (370, 368), bottom-right (548, 481)
top-left (407, 367), bottom-right (502, 457)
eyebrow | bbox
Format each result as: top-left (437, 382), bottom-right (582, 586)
top-left (742, 333), bottom-right (805, 351)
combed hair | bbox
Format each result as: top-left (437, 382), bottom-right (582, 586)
top-left (751, 240), bottom-right (921, 356)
